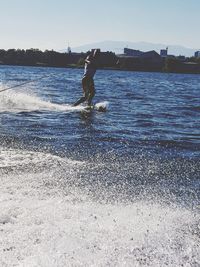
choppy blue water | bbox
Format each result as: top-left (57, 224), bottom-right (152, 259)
top-left (0, 65), bottom-right (199, 266)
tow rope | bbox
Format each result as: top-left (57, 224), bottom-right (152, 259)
top-left (0, 75), bottom-right (48, 93)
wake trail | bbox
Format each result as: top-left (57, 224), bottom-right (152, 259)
top-left (0, 89), bottom-right (109, 113)
top-left (0, 90), bottom-right (84, 113)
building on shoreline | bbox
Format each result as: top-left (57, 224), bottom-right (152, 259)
top-left (123, 48), bottom-right (143, 57)
top-left (117, 47), bottom-right (200, 73)
top-left (194, 50), bottom-right (200, 58)
top-left (160, 48), bottom-right (168, 58)
top-left (118, 48), bottom-right (164, 72)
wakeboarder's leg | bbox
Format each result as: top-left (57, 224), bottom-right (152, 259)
top-left (87, 80), bottom-right (95, 106)
top-left (73, 77), bottom-right (88, 106)
top-left (73, 96), bottom-right (86, 106)
top-left (87, 90), bottom-right (95, 106)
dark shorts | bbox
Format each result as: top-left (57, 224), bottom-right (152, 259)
top-left (82, 76), bottom-right (94, 89)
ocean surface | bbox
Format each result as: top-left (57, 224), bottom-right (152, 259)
top-left (0, 65), bottom-right (199, 266)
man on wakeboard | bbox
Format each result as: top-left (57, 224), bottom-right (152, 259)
top-left (73, 49), bottom-right (100, 107)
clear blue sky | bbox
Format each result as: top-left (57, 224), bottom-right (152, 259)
top-left (0, 0), bottom-right (199, 50)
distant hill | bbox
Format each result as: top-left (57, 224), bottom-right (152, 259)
top-left (63, 41), bottom-right (198, 57)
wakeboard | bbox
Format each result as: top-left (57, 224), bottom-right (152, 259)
top-left (83, 104), bottom-right (107, 112)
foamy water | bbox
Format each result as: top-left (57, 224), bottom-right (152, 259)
top-left (0, 88), bottom-right (109, 114)
top-left (0, 148), bottom-right (199, 267)
top-left (0, 90), bottom-right (83, 113)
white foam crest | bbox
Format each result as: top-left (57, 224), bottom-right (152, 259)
top-left (0, 147), bottom-right (82, 168)
top-left (0, 147), bottom-right (199, 266)
top-left (95, 101), bottom-right (109, 109)
top-left (0, 195), bottom-right (199, 266)
top-left (0, 90), bottom-right (84, 113)
top-left (0, 147), bottom-right (83, 171)
top-left (0, 148), bottom-right (199, 266)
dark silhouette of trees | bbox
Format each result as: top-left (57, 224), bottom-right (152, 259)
top-left (0, 48), bottom-right (199, 73)
top-left (0, 48), bottom-right (119, 69)
top-left (0, 48), bottom-right (71, 67)
top-left (164, 58), bottom-right (181, 72)
top-left (164, 57), bottom-right (200, 74)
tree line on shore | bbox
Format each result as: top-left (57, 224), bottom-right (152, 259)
top-left (0, 48), bottom-right (200, 74)
top-left (0, 48), bottom-right (75, 67)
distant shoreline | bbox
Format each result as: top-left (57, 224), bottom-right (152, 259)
top-left (0, 48), bottom-right (200, 74)
top-left (1, 63), bottom-right (200, 76)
